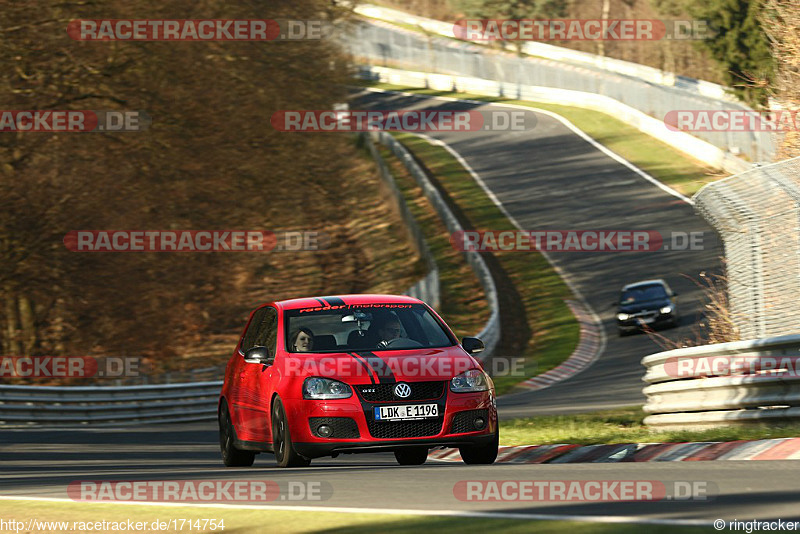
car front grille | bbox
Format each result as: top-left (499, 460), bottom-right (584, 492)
top-left (450, 409), bottom-right (489, 434)
top-left (366, 417), bottom-right (444, 439)
top-left (357, 381), bottom-right (446, 403)
top-left (308, 417), bottom-right (360, 439)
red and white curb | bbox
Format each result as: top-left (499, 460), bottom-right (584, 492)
top-left (516, 300), bottom-right (603, 391)
top-left (429, 437), bottom-right (800, 463)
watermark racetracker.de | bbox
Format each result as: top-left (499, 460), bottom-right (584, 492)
top-left (275, 354), bottom-right (530, 379)
top-left (665, 110), bottom-right (800, 132)
top-left (0, 110), bottom-right (150, 132)
top-left (450, 230), bottom-right (704, 252)
top-left (63, 230), bottom-right (328, 252)
top-left (68, 480), bottom-right (332, 502)
top-left (271, 109), bottom-right (537, 132)
top-left (664, 355), bottom-right (800, 378)
top-left (453, 19), bottom-right (714, 41)
top-left (0, 356), bottom-right (142, 378)
top-left (67, 19), bottom-right (333, 41)
top-left (455, 480), bottom-right (717, 501)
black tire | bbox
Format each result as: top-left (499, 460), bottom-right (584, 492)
top-left (219, 403), bottom-right (256, 467)
top-left (394, 447), bottom-right (429, 465)
top-left (272, 397), bottom-right (311, 468)
top-left (460, 425), bottom-right (499, 465)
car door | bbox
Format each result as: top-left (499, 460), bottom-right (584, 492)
top-left (239, 306), bottom-right (279, 444)
top-left (231, 306), bottom-right (274, 444)
top-left (251, 306), bottom-right (279, 444)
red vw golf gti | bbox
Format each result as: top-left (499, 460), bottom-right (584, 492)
top-left (218, 294), bottom-right (498, 467)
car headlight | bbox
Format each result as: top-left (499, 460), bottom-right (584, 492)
top-left (303, 377), bottom-right (352, 399)
top-left (450, 369), bottom-right (489, 393)
top-left (617, 313), bottom-right (630, 321)
top-left (660, 306), bottom-right (673, 314)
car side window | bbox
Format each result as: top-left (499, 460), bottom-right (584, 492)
top-left (254, 307), bottom-right (278, 356)
top-left (240, 307), bottom-right (268, 353)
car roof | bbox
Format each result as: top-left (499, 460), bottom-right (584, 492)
top-left (274, 294), bottom-right (424, 311)
top-left (621, 279), bottom-right (667, 291)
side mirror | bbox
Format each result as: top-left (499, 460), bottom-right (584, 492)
top-left (244, 346), bottom-right (272, 365)
top-left (462, 337), bottom-right (484, 355)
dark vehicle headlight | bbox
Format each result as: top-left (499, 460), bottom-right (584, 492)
top-left (660, 306), bottom-right (673, 314)
top-left (617, 313), bottom-right (630, 321)
top-left (303, 377), bottom-right (352, 399)
top-left (450, 369), bottom-right (489, 393)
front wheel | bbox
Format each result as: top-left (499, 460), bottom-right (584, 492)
top-left (394, 447), bottom-right (428, 465)
top-left (219, 403), bottom-right (256, 467)
top-left (272, 397), bottom-right (311, 468)
top-left (459, 425), bottom-right (499, 465)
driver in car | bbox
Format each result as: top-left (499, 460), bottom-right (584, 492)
top-left (376, 318), bottom-right (404, 348)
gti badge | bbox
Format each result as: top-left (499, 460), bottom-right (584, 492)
top-left (394, 382), bottom-right (411, 398)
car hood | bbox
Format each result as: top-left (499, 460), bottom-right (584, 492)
top-left (278, 345), bottom-right (480, 385)
top-left (618, 298), bottom-right (672, 314)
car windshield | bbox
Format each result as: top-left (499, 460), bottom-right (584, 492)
top-left (620, 284), bottom-right (668, 305)
top-left (284, 303), bottom-right (455, 353)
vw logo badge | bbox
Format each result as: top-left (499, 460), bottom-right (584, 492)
top-left (394, 383), bottom-right (411, 398)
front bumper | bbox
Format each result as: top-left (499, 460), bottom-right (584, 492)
top-left (287, 387), bottom-right (496, 458)
top-left (617, 312), bottom-right (675, 330)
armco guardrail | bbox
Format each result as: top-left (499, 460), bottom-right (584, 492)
top-left (370, 131), bottom-right (501, 360)
top-left (354, 3), bottom-right (734, 100)
top-left (641, 334), bottom-right (800, 429)
top-left (0, 382), bottom-right (221, 426)
top-left (341, 19), bottom-right (774, 166)
top-left (357, 65), bottom-right (752, 175)
top-left (364, 132), bottom-right (441, 309)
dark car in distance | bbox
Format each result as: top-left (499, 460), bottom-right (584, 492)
top-left (615, 279), bottom-right (679, 336)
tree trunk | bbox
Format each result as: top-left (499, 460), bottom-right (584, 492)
top-left (3, 293), bottom-right (21, 355)
top-left (597, 0), bottom-right (611, 57)
top-left (18, 295), bottom-right (36, 355)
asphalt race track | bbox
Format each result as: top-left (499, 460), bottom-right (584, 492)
top-left (2, 426), bottom-right (800, 523)
top-left (4, 91), bottom-right (772, 527)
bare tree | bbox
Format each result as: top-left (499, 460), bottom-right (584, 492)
top-left (763, 0), bottom-right (800, 159)
top-left (0, 0), bottom-right (422, 378)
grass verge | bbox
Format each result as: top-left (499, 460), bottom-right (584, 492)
top-left (388, 132), bottom-right (580, 394)
top-left (502, 406), bottom-right (800, 446)
top-left (0, 500), bottom-right (709, 533)
top-left (357, 81), bottom-right (724, 196)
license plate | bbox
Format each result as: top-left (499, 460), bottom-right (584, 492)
top-left (637, 317), bottom-right (655, 324)
top-left (374, 404), bottom-right (438, 421)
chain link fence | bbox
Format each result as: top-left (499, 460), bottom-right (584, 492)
top-left (694, 156), bottom-right (800, 339)
top-left (341, 21), bottom-right (776, 163)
